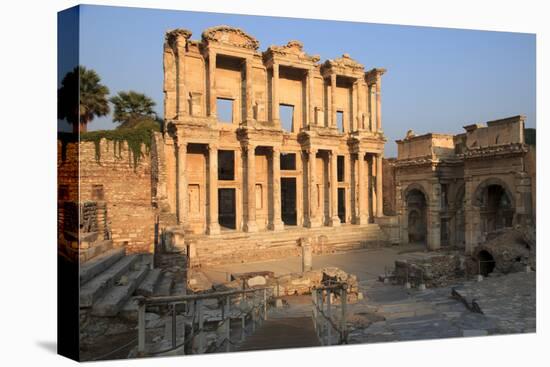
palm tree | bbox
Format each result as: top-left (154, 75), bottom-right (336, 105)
top-left (109, 91), bottom-right (156, 129)
top-left (58, 66), bottom-right (110, 133)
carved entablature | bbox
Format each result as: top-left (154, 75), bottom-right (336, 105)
top-left (263, 41), bottom-right (320, 68)
top-left (322, 54), bottom-right (365, 78)
top-left (393, 155), bottom-right (438, 168)
top-left (165, 28), bottom-right (192, 48)
top-left (459, 143), bottom-right (529, 160)
top-left (201, 25), bottom-right (260, 51)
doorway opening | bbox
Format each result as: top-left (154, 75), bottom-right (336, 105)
top-left (407, 189), bottom-right (427, 243)
top-left (281, 177), bottom-right (297, 225)
top-left (478, 250), bottom-right (496, 276)
top-left (218, 188), bottom-right (236, 230)
top-left (338, 188), bottom-right (346, 223)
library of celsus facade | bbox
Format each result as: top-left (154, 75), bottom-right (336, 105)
top-left (155, 26), bottom-right (388, 265)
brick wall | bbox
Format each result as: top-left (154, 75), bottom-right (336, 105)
top-left (58, 138), bottom-right (156, 254)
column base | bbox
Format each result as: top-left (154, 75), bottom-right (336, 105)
top-left (354, 215), bottom-right (370, 225)
top-left (243, 221), bottom-right (258, 233)
top-left (207, 222), bottom-right (221, 235)
top-left (269, 221), bottom-right (285, 231)
top-left (329, 216), bottom-right (341, 227)
top-left (304, 217), bottom-right (322, 228)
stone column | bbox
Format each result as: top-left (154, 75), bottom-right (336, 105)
top-left (329, 151), bottom-right (341, 227)
top-left (246, 58), bottom-right (254, 122)
top-left (305, 148), bottom-right (320, 228)
top-left (376, 154), bottom-right (384, 217)
top-left (427, 179), bottom-right (441, 250)
top-left (175, 36), bottom-right (188, 119)
top-left (330, 73), bottom-right (337, 128)
top-left (207, 145), bottom-right (220, 235)
top-left (272, 63), bottom-right (280, 125)
top-left (308, 69), bottom-right (315, 125)
top-left (270, 147), bottom-right (284, 231)
top-left (244, 144), bottom-right (258, 232)
top-left (176, 141), bottom-right (188, 225)
top-left (208, 49), bottom-right (216, 118)
top-left (351, 81), bottom-right (357, 131)
top-left (356, 150), bottom-right (368, 224)
top-left (369, 83), bottom-right (377, 132)
top-left (376, 75), bottom-right (382, 131)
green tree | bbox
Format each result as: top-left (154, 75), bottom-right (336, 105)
top-left (58, 66), bottom-right (110, 133)
top-left (109, 91), bottom-right (156, 129)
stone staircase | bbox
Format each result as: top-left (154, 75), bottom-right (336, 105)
top-left (79, 247), bottom-right (184, 319)
top-left (186, 223), bottom-right (387, 266)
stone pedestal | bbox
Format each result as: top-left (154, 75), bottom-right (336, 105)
top-left (300, 237), bottom-right (313, 272)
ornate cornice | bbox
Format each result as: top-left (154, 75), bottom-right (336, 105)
top-left (165, 28), bottom-right (192, 48)
top-left (323, 54), bottom-right (364, 74)
top-left (459, 143), bottom-right (529, 160)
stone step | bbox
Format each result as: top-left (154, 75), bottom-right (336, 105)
top-left (79, 247), bottom-right (125, 285)
top-left (91, 265), bottom-right (149, 317)
top-left (80, 254), bottom-right (141, 308)
top-left (136, 268), bottom-right (162, 297)
top-left (79, 239), bottom-right (113, 263)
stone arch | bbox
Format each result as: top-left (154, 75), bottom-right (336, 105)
top-left (403, 184), bottom-right (429, 244)
top-left (472, 177), bottom-right (515, 233)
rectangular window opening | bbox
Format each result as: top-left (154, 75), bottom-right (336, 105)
top-left (217, 98), bottom-right (233, 123)
top-left (218, 150), bottom-right (235, 180)
top-left (280, 153), bottom-right (296, 170)
top-left (337, 111), bottom-right (344, 133)
top-left (337, 155), bottom-right (345, 182)
top-left (280, 104), bottom-right (294, 132)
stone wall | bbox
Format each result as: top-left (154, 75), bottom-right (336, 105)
top-left (382, 158), bottom-right (396, 215)
top-left (58, 138), bottom-right (156, 254)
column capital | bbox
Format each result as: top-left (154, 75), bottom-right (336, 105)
top-left (207, 143), bottom-right (218, 151)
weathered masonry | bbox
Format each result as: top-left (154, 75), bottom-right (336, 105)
top-left (154, 26), bottom-right (389, 265)
top-left (392, 116), bottom-right (535, 255)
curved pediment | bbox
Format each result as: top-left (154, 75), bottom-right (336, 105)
top-left (201, 25), bottom-right (259, 50)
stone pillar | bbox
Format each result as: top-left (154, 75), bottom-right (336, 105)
top-left (330, 73), bottom-right (337, 128)
top-left (244, 144), bottom-right (258, 232)
top-left (351, 81), bottom-right (357, 131)
top-left (246, 58), bottom-right (254, 122)
top-left (308, 69), bottom-right (315, 125)
top-left (270, 147), bottom-right (284, 231)
top-left (207, 145), bottom-right (220, 235)
top-left (176, 141), bottom-right (188, 225)
top-left (376, 76), bottom-right (382, 131)
top-left (345, 153), bottom-right (352, 223)
top-left (208, 49), bottom-right (216, 118)
top-left (272, 63), bottom-right (280, 124)
top-left (329, 151), bottom-right (341, 227)
top-left (369, 83), bottom-right (377, 132)
top-left (427, 180), bottom-right (441, 251)
top-left (306, 148), bottom-right (321, 228)
top-left (464, 177), bottom-right (477, 254)
top-left (376, 154), bottom-right (384, 217)
top-left (175, 36), bottom-right (188, 119)
top-left (300, 237), bottom-right (313, 272)
top-left (356, 150), bottom-right (368, 224)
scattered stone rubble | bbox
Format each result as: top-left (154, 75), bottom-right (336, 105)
top-left (187, 267), bottom-right (362, 303)
top-left (471, 227), bottom-right (536, 274)
top-left (388, 251), bottom-right (465, 288)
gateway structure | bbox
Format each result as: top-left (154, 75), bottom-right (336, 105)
top-left (155, 26), bottom-right (389, 265)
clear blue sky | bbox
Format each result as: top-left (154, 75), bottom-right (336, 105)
top-left (59, 4), bottom-right (536, 157)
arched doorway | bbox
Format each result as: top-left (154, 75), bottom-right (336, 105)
top-left (406, 189), bottom-right (427, 244)
top-left (479, 183), bottom-right (514, 233)
top-left (477, 250), bottom-right (495, 276)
